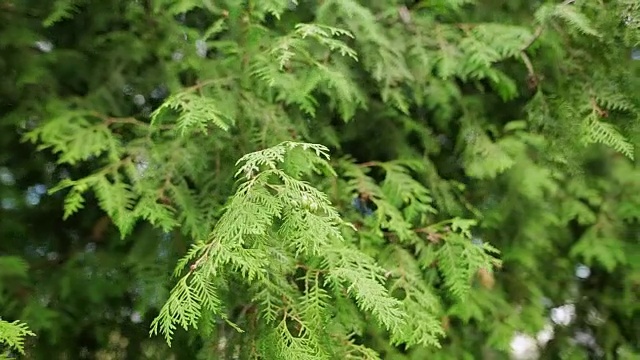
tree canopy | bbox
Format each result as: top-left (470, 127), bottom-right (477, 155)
top-left (1, 0), bottom-right (639, 359)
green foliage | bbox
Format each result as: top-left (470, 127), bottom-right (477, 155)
top-left (0, 319), bottom-right (35, 357)
top-left (152, 91), bottom-right (233, 135)
top-left (2, 0), bottom-right (640, 358)
top-left (148, 142), bottom-right (483, 356)
top-left (43, 0), bottom-right (84, 27)
top-left (0, 257), bottom-right (34, 357)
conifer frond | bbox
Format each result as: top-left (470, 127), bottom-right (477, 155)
top-left (471, 24), bottom-right (532, 58)
top-left (294, 24), bottom-right (357, 61)
top-left (254, 23), bottom-right (362, 120)
top-left (271, 318), bottom-right (328, 360)
top-left (24, 111), bottom-right (122, 165)
top-left (0, 319), bottom-right (34, 355)
top-left (203, 18), bottom-right (227, 41)
top-left (340, 161), bottom-right (416, 241)
top-left (61, 182), bottom-right (88, 219)
top-left (43, 0), bottom-right (83, 27)
top-left (593, 90), bottom-right (635, 113)
top-left (93, 175), bottom-right (138, 236)
top-left (270, 37), bottom-right (304, 71)
top-left (167, 182), bottom-right (210, 239)
top-left (535, 3), bottom-right (600, 37)
top-left (553, 4), bottom-right (601, 37)
top-left (324, 245), bottom-right (405, 330)
top-left (380, 162), bottom-right (435, 210)
top-left (316, 63), bottom-right (367, 121)
top-left (150, 274), bottom-right (219, 346)
top-left (435, 221), bottom-right (501, 299)
top-left (151, 92), bottom-right (233, 135)
top-left (583, 114), bottom-right (634, 160)
top-left (235, 141), bottom-right (332, 179)
top-left (255, 0), bottom-right (294, 20)
top-left (462, 128), bottom-right (515, 179)
top-left (252, 274), bottom-right (300, 324)
top-left (153, 142), bottom-right (406, 354)
top-left (384, 247), bottom-right (444, 348)
top-left (133, 194), bottom-right (179, 233)
top-left (570, 227), bottom-right (627, 272)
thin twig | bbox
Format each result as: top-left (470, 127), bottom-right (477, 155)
top-left (521, 26), bottom-right (544, 52)
top-left (519, 51), bottom-right (540, 89)
top-left (520, 0), bottom-right (576, 87)
top-left (520, 52), bottom-right (536, 77)
top-left (590, 97), bottom-right (608, 118)
top-left (521, 0), bottom-right (576, 52)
